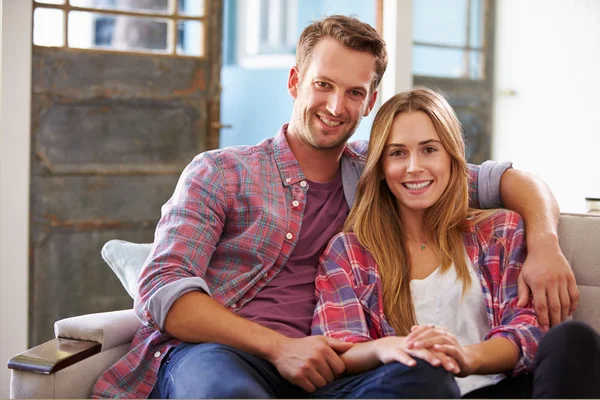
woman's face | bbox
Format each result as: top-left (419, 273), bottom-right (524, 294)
top-left (381, 110), bottom-right (452, 215)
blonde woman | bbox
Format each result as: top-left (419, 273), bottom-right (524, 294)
top-left (312, 87), bottom-right (600, 398)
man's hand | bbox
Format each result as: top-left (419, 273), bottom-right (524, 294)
top-left (268, 336), bottom-right (352, 392)
top-left (517, 244), bottom-right (579, 328)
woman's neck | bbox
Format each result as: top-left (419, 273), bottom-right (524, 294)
top-left (400, 209), bottom-right (428, 243)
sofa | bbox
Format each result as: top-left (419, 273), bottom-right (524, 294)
top-left (7, 212), bottom-right (600, 399)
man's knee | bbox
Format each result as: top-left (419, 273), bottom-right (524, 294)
top-left (374, 360), bottom-right (460, 398)
top-left (162, 343), bottom-right (273, 399)
top-left (537, 320), bottom-right (600, 365)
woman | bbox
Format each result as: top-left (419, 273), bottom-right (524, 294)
top-left (312, 87), bottom-right (600, 398)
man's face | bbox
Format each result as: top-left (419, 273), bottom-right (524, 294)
top-left (287, 38), bottom-right (378, 151)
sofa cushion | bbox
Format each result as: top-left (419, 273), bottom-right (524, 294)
top-left (101, 240), bottom-right (152, 299)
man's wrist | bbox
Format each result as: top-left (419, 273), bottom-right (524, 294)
top-left (526, 230), bottom-right (560, 253)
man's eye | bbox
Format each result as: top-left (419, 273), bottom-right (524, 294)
top-left (316, 81), bottom-right (329, 88)
top-left (350, 90), bottom-right (363, 97)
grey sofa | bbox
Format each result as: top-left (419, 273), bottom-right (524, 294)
top-left (8, 213), bottom-right (600, 399)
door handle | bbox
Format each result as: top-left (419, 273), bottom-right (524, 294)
top-left (211, 122), bottom-right (233, 129)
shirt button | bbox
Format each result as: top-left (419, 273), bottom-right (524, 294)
top-left (292, 200), bottom-right (299, 207)
top-left (285, 178), bottom-right (291, 184)
top-left (286, 232), bottom-right (293, 240)
top-left (231, 303), bottom-right (237, 308)
top-left (300, 181), bottom-right (307, 188)
top-left (154, 351), bottom-right (161, 358)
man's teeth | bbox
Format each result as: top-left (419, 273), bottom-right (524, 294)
top-left (403, 181), bottom-right (432, 190)
top-left (319, 116), bottom-right (341, 127)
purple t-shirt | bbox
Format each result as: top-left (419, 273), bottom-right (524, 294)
top-left (236, 169), bottom-right (349, 338)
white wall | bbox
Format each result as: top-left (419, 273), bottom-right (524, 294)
top-left (494, 0), bottom-right (600, 213)
top-left (0, 0), bottom-right (31, 397)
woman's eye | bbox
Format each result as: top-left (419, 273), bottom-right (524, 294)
top-left (390, 150), bottom-right (405, 157)
top-left (424, 146), bottom-right (437, 154)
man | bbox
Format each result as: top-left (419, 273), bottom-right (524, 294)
top-left (93, 15), bottom-right (578, 399)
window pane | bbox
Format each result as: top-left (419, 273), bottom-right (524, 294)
top-left (35, 0), bottom-right (66, 4)
top-left (413, 46), bottom-right (466, 78)
top-left (33, 8), bottom-right (65, 47)
top-left (69, 11), bottom-right (170, 53)
top-left (413, 0), bottom-right (467, 46)
top-left (70, 0), bottom-right (171, 14)
top-left (177, 20), bottom-right (204, 56)
top-left (178, 0), bottom-right (205, 17)
top-left (469, 0), bottom-right (485, 48)
top-left (468, 50), bottom-right (484, 79)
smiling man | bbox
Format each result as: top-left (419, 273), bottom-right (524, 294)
top-left (92, 15), bottom-right (578, 399)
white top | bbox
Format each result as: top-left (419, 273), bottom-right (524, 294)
top-left (410, 253), bottom-right (506, 395)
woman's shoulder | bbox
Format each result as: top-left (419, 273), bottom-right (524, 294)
top-left (473, 209), bottom-right (525, 237)
top-left (323, 231), bottom-right (376, 266)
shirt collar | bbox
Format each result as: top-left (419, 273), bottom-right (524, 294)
top-left (273, 123), bottom-right (365, 187)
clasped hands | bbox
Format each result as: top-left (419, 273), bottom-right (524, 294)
top-left (376, 324), bottom-right (472, 377)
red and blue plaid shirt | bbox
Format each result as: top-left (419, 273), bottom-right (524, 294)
top-left (92, 125), bottom-right (494, 398)
top-left (312, 210), bottom-right (543, 375)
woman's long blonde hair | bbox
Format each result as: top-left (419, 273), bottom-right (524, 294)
top-left (345, 87), bottom-right (490, 336)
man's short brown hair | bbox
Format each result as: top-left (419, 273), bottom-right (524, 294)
top-left (296, 15), bottom-right (388, 93)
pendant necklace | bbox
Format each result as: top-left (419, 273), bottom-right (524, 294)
top-left (407, 237), bottom-right (427, 251)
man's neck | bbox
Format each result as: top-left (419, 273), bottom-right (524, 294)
top-left (286, 128), bottom-right (345, 183)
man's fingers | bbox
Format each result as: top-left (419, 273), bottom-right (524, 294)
top-left (296, 377), bottom-right (316, 393)
top-left (567, 275), bottom-right (580, 316)
top-left (532, 286), bottom-right (550, 328)
top-left (516, 274), bottom-right (531, 307)
top-left (322, 347), bottom-right (346, 378)
top-left (546, 283), bottom-right (562, 327)
top-left (324, 337), bottom-right (353, 354)
top-left (559, 283), bottom-right (571, 322)
top-left (432, 345), bottom-right (461, 374)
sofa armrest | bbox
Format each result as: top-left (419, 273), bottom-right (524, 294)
top-left (54, 309), bottom-right (141, 352)
top-left (8, 338), bottom-right (101, 374)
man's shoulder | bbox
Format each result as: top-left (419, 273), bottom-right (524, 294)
top-left (190, 137), bottom-right (276, 168)
top-left (346, 139), bottom-right (368, 159)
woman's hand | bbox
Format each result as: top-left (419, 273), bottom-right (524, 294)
top-left (373, 336), bottom-right (460, 374)
top-left (404, 325), bottom-right (477, 377)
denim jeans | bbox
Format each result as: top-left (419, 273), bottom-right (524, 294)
top-left (149, 342), bottom-right (460, 399)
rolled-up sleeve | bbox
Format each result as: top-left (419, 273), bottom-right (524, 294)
top-left (476, 160), bottom-right (513, 209)
top-left (134, 152), bottom-right (227, 331)
top-left (484, 211), bottom-right (543, 374)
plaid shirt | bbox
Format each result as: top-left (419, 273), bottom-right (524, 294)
top-left (312, 210), bottom-right (543, 375)
top-left (92, 126), bottom-right (487, 398)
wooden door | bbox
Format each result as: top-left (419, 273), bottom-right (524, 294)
top-left (29, 0), bottom-right (223, 346)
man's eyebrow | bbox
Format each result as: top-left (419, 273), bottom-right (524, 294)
top-left (384, 139), bottom-right (442, 148)
top-left (313, 76), bottom-right (369, 92)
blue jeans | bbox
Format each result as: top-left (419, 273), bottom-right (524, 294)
top-left (149, 342), bottom-right (460, 399)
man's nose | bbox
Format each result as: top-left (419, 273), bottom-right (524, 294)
top-left (326, 92), bottom-right (344, 116)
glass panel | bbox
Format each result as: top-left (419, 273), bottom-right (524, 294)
top-left (33, 8), bottom-right (65, 47)
top-left (178, 0), bottom-right (205, 17)
top-left (35, 0), bottom-right (66, 4)
top-left (69, 11), bottom-right (170, 53)
top-left (469, 0), bottom-right (485, 48)
top-left (413, 45), bottom-right (468, 79)
top-left (468, 50), bottom-right (484, 79)
top-left (69, 0), bottom-right (171, 15)
top-left (177, 20), bottom-right (204, 56)
top-left (413, 0), bottom-right (467, 47)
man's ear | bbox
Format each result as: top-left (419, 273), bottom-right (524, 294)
top-left (288, 66), bottom-right (300, 99)
top-left (363, 90), bottom-right (379, 117)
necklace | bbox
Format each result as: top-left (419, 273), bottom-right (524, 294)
top-left (407, 237), bottom-right (427, 251)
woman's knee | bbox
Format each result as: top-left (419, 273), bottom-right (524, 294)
top-left (377, 360), bottom-right (460, 398)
